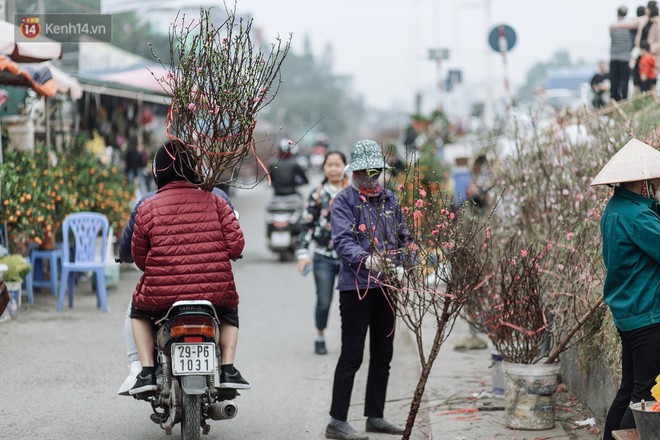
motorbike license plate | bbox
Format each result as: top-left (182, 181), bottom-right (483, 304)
top-left (171, 343), bottom-right (216, 375)
top-left (270, 231), bottom-right (291, 247)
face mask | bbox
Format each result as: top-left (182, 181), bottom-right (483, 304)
top-left (352, 169), bottom-right (383, 196)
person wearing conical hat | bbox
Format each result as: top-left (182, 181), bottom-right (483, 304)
top-left (593, 138), bottom-right (660, 440)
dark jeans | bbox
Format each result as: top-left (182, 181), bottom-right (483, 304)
top-left (603, 322), bottom-right (660, 440)
top-left (330, 288), bottom-right (395, 421)
top-left (609, 60), bottom-right (630, 101)
top-left (313, 254), bottom-right (340, 331)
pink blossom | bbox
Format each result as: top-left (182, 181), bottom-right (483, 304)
top-left (413, 210), bottom-right (423, 220)
top-left (431, 229), bottom-right (439, 236)
top-left (373, 237), bottom-right (379, 244)
top-left (510, 257), bottom-right (517, 265)
top-left (566, 232), bottom-right (574, 240)
top-left (371, 226), bottom-right (376, 232)
top-left (401, 207), bottom-right (409, 214)
top-left (520, 249), bottom-right (529, 258)
top-left (196, 67), bottom-right (202, 73)
top-left (397, 184), bottom-right (404, 191)
top-left (415, 199), bottom-right (424, 208)
top-left (287, 139), bottom-right (294, 146)
top-left (576, 194), bottom-right (584, 202)
top-left (419, 189), bottom-right (427, 198)
top-left (449, 212), bottom-right (455, 220)
top-left (358, 224), bottom-right (367, 232)
top-left (557, 263), bottom-right (565, 271)
top-left (360, 195), bottom-right (367, 203)
top-left (253, 97), bottom-right (260, 102)
top-left (545, 243), bottom-right (553, 251)
top-left (562, 189), bottom-right (570, 196)
top-left (187, 103), bottom-right (196, 111)
top-left (485, 227), bottom-right (491, 239)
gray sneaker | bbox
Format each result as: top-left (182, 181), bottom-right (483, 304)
top-left (325, 424), bottom-right (369, 440)
top-left (365, 418), bottom-right (404, 435)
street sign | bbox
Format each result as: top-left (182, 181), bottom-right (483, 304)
top-left (488, 24), bottom-right (516, 53)
top-left (428, 48), bottom-right (450, 61)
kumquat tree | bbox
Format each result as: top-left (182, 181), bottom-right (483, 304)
top-left (152, 3), bottom-right (291, 190)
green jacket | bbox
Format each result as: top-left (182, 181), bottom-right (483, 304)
top-left (601, 187), bottom-right (660, 331)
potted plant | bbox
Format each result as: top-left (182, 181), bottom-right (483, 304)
top-left (463, 234), bottom-right (563, 430)
top-left (0, 145), bottom-right (76, 252)
top-left (0, 253), bottom-right (32, 310)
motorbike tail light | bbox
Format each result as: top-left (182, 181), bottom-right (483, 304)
top-left (183, 336), bottom-right (203, 343)
top-left (170, 315), bottom-right (216, 338)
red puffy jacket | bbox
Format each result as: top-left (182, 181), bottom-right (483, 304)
top-left (131, 181), bottom-right (244, 311)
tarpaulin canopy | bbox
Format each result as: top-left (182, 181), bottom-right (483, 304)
top-left (0, 19), bottom-right (62, 63)
top-left (0, 54), bottom-right (57, 97)
top-left (78, 63), bottom-right (171, 105)
top-left (0, 55), bottom-right (81, 99)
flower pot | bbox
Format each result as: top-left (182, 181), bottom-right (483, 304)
top-left (630, 401), bottom-right (660, 440)
top-left (502, 361), bottom-right (561, 430)
top-left (5, 281), bottom-right (21, 315)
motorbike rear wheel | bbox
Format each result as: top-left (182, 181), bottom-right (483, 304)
top-left (181, 391), bottom-right (202, 440)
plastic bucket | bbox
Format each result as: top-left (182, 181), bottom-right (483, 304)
top-left (502, 361), bottom-right (561, 430)
top-left (630, 402), bottom-right (660, 440)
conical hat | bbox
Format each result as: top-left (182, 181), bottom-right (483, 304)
top-left (591, 139), bottom-right (660, 186)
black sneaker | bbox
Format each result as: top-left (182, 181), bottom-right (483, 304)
top-left (315, 340), bottom-right (327, 355)
top-left (128, 372), bottom-right (157, 395)
top-left (219, 368), bottom-right (251, 389)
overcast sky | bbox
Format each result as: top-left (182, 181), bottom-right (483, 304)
top-left (231, 0), bottom-right (646, 111)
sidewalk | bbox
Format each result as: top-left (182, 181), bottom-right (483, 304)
top-left (399, 318), bottom-right (602, 440)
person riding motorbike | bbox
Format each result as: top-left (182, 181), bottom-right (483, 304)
top-left (268, 139), bottom-right (308, 196)
top-left (127, 141), bottom-right (250, 395)
top-left (116, 145), bottom-right (238, 395)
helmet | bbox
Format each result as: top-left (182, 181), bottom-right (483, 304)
top-left (279, 139), bottom-right (293, 153)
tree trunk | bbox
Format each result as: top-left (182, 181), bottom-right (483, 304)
top-left (402, 312), bottom-right (450, 440)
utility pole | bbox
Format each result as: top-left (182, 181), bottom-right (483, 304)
top-left (428, 48), bottom-right (450, 112)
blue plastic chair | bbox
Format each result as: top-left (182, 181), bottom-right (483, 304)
top-left (57, 212), bottom-right (110, 313)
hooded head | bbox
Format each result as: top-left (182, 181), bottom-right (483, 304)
top-left (152, 140), bottom-right (199, 189)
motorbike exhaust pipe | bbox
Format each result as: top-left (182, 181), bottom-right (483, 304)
top-left (208, 400), bottom-right (238, 420)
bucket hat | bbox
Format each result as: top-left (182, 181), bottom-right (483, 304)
top-left (347, 139), bottom-right (391, 172)
top-left (591, 139), bottom-right (660, 186)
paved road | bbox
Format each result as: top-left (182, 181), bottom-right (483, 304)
top-left (0, 183), bottom-right (427, 440)
top-left (1, 180), bottom-right (600, 439)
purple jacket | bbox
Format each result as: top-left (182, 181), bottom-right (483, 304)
top-left (331, 186), bottom-right (411, 291)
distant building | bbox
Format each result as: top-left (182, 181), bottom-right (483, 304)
top-left (102, 0), bottom-right (250, 36)
top-left (545, 66), bottom-right (593, 93)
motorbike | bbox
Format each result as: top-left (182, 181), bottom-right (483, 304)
top-left (132, 299), bottom-right (239, 440)
top-left (265, 194), bottom-right (303, 261)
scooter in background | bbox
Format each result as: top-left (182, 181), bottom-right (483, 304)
top-left (265, 194), bottom-right (303, 261)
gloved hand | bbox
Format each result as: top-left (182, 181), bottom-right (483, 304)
top-left (394, 266), bottom-right (405, 283)
top-left (364, 255), bottom-right (396, 272)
